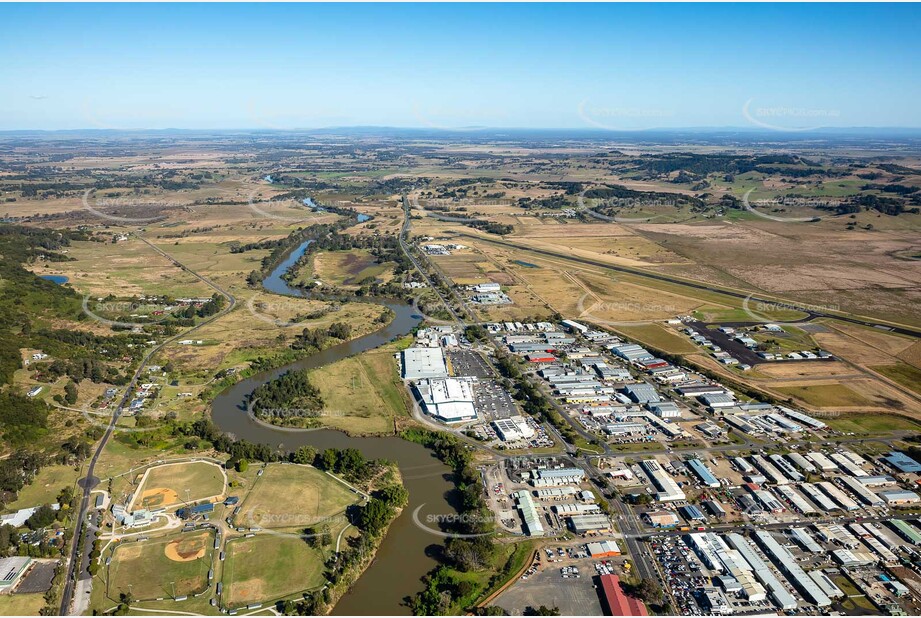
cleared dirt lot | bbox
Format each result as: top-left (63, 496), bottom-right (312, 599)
top-left (490, 560), bottom-right (604, 616)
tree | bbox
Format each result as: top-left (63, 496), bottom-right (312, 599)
top-left (26, 504), bottom-right (57, 530)
top-left (292, 445), bottom-right (317, 465)
top-left (57, 486), bottom-right (75, 508)
top-left (64, 381), bottom-right (78, 405)
top-left (235, 459), bottom-right (249, 473)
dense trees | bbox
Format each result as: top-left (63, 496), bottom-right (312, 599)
top-left (249, 369), bottom-right (324, 419)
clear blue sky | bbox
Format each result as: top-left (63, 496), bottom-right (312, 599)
top-left (1, 3), bottom-right (918, 130)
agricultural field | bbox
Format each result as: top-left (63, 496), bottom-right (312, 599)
top-left (234, 463), bottom-right (358, 532)
top-left (105, 530), bottom-right (215, 601)
top-left (222, 535), bottom-right (326, 608)
top-left (131, 461), bottom-right (226, 510)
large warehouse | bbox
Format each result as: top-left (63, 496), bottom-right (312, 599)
top-left (401, 346), bottom-right (449, 380)
top-left (0, 556), bottom-right (31, 591)
top-left (414, 378), bottom-right (477, 423)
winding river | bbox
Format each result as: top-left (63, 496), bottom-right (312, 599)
top-left (211, 237), bottom-right (454, 614)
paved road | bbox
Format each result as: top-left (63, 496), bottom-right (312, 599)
top-left (453, 232), bottom-right (921, 339)
top-left (59, 236), bottom-right (237, 616)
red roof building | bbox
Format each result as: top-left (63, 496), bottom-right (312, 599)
top-left (598, 574), bottom-right (649, 616)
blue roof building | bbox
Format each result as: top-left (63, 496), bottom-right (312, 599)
top-left (687, 458), bottom-right (721, 488)
top-left (884, 451), bottom-right (921, 474)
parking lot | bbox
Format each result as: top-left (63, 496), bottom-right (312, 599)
top-left (448, 349), bottom-right (493, 378)
top-left (473, 378), bottom-right (517, 420)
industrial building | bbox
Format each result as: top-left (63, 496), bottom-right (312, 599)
top-left (687, 458), bottom-right (721, 488)
top-left (807, 451), bottom-right (838, 472)
top-left (725, 534), bottom-right (797, 611)
top-left (623, 383), bottom-right (660, 404)
top-left (645, 510), bottom-right (680, 527)
top-left (512, 491), bottom-right (544, 536)
top-left (401, 346), bottom-right (449, 380)
top-left (0, 556), bottom-right (31, 591)
top-left (884, 451), bottom-right (921, 474)
top-left (586, 540), bottom-right (621, 558)
top-left (818, 481), bottom-right (860, 511)
top-left (749, 455), bottom-right (788, 485)
top-left (830, 453), bottom-right (867, 477)
top-left (889, 518), bottom-right (921, 545)
top-left (648, 401), bottom-right (681, 418)
top-left (640, 459), bottom-right (686, 502)
top-left (699, 393), bottom-right (736, 409)
top-left (880, 490), bottom-right (921, 506)
top-left (798, 483), bottom-right (839, 512)
top-left (778, 407), bottom-right (827, 430)
top-left (839, 476), bottom-right (884, 506)
top-left (786, 452), bottom-right (817, 474)
top-left (599, 574), bottom-right (648, 616)
top-left (790, 527), bottom-right (822, 553)
top-left (752, 530), bottom-right (832, 608)
top-left (568, 513), bottom-right (612, 534)
top-left (414, 378), bottom-right (477, 423)
top-left (492, 416), bottom-right (534, 441)
top-left (768, 454), bottom-right (803, 482)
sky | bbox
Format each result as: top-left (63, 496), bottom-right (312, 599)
top-left (1, 3), bottom-right (919, 131)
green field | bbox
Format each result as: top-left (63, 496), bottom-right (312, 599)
top-left (775, 384), bottom-right (873, 408)
top-left (871, 362), bottom-right (921, 395)
top-left (235, 463), bottom-right (358, 531)
top-left (133, 461), bottom-right (226, 510)
top-left (301, 248), bottom-right (395, 288)
top-left (0, 593), bottom-right (46, 616)
top-left (222, 535), bottom-right (326, 607)
top-left (1, 464), bottom-right (80, 514)
top-left (107, 530), bottom-right (214, 601)
top-left (692, 305), bottom-right (809, 323)
top-left (305, 346), bottom-right (411, 434)
top-left (612, 324), bottom-right (698, 355)
top-left (826, 414), bottom-right (921, 435)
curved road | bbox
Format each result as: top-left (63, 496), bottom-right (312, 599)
top-left (59, 235), bottom-right (237, 615)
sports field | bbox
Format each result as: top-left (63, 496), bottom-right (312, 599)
top-left (132, 461), bottom-right (226, 510)
top-left (223, 535), bottom-right (326, 607)
top-left (235, 463), bottom-right (358, 531)
top-left (107, 530), bottom-right (214, 600)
